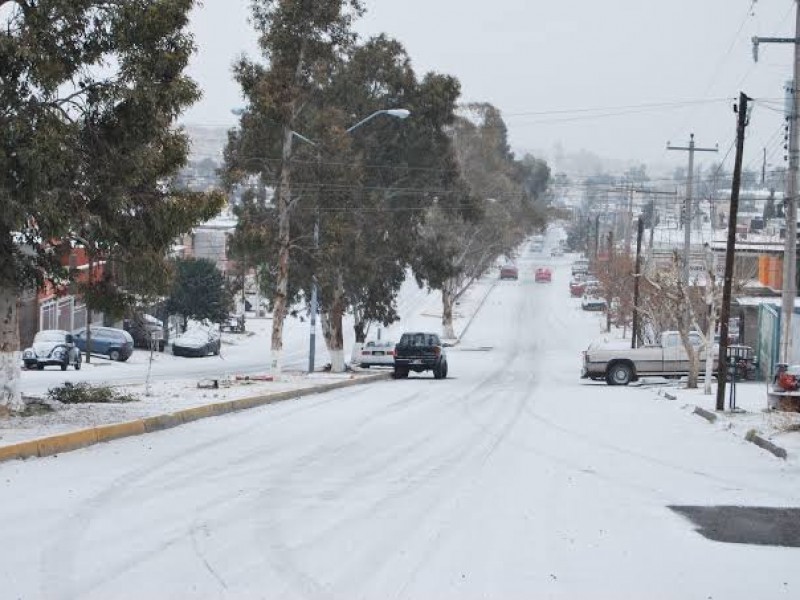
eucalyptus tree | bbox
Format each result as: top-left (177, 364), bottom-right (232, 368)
top-left (0, 0), bottom-right (222, 412)
top-left (225, 0), bottom-right (363, 374)
top-left (226, 27), bottom-right (463, 372)
top-left (315, 36), bottom-right (463, 366)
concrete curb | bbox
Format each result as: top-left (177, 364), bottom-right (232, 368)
top-left (0, 372), bottom-right (390, 465)
top-left (693, 406), bottom-right (718, 423)
top-left (745, 430), bottom-right (788, 459)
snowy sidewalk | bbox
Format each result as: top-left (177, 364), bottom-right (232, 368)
top-left (633, 378), bottom-right (800, 462)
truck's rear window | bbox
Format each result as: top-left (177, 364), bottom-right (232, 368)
top-left (399, 333), bottom-right (439, 347)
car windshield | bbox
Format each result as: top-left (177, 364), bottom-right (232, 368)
top-left (34, 331), bottom-right (66, 343)
top-left (178, 329), bottom-right (212, 341)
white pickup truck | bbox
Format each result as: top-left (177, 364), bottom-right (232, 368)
top-left (581, 331), bottom-right (717, 385)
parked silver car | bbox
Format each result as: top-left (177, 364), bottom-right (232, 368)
top-left (354, 340), bottom-right (396, 368)
top-left (22, 330), bottom-right (82, 371)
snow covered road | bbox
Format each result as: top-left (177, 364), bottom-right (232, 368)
top-left (2, 251), bottom-right (800, 599)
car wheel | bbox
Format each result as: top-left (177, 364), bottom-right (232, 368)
top-left (109, 349), bottom-right (121, 362)
top-left (606, 362), bottom-right (633, 386)
top-left (60, 362), bottom-right (68, 371)
top-left (37, 364), bottom-right (45, 371)
top-left (74, 356), bottom-right (81, 370)
top-left (393, 367), bottom-right (408, 379)
top-left (442, 361), bottom-right (448, 379)
top-left (433, 362), bottom-right (443, 379)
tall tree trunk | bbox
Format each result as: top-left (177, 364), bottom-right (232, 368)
top-left (678, 326), bottom-right (699, 389)
top-left (353, 316), bottom-right (366, 344)
top-left (321, 310), bottom-right (333, 353)
top-left (271, 124), bottom-right (294, 376)
top-left (328, 270), bottom-right (345, 373)
top-left (0, 228), bottom-right (23, 413)
top-left (442, 282), bottom-right (456, 340)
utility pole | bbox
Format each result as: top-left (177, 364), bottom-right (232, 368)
top-left (308, 218), bottom-right (319, 373)
top-left (710, 169), bottom-right (719, 231)
top-left (632, 218), bottom-right (644, 349)
top-left (753, 6), bottom-right (800, 366)
top-left (610, 183), bottom-right (636, 253)
top-left (606, 230), bottom-right (614, 332)
top-left (648, 195), bottom-right (656, 255)
top-left (668, 134), bottom-right (719, 284)
top-left (594, 214), bottom-right (600, 262)
top-left (717, 92), bottom-right (751, 412)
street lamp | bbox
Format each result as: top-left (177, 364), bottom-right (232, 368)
top-left (345, 108), bottom-right (410, 133)
top-left (296, 108), bottom-right (411, 373)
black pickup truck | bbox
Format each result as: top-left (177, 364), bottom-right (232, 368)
top-left (393, 332), bottom-right (449, 379)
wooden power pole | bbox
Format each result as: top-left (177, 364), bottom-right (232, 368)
top-left (632, 218), bottom-right (644, 349)
top-left (717, 93), bottom-right (750, 411)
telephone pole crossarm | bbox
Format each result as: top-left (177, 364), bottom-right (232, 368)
top-left (752, 36), bottom-right (798, 62)
top-left (667, 134), bottom-right (718, 284)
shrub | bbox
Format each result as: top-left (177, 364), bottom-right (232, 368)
top-left (47, 383), bottom-right (138, 404)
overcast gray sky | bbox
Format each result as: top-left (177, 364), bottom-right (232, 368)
top-left (184, 0), bottom-right (796, 176)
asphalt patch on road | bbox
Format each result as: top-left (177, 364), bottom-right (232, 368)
top-left (670, 506), bottom-right (800, 547)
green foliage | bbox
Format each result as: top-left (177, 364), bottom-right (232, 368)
top-left (166, 258), bottom-right (233, 329)
top-left (0, 0), bottom-right (223, 311)
top-left (225, 24), bottom-right (465, 340)
top-left (47, 382), bottom-right (138, 404)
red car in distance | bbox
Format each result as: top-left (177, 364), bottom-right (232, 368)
top-left (535, 267), bottom-right (552, 283)
top-left (500, 264), bottom-right (519, 280)
top-left (570, 279), bottom-right (587, 297)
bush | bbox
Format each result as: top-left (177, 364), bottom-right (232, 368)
top-left (47, 383), bottom-right (138, 404)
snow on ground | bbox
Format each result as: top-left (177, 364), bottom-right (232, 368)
top-left (3, 226), bottom-right (800, 599)
top-left (582, 303), bottom-right (800, 461)
top-left (1, 262), bottom-right (495, 448)
top-left (0, 372), bottom-right (374, 447)
top-left (632, 378), bottom-right (800, 462)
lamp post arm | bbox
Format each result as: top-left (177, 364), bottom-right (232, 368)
top-left (345, 110), bottom-right (387, 134)
top-left (291, 130), bottom-right (318, 147)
